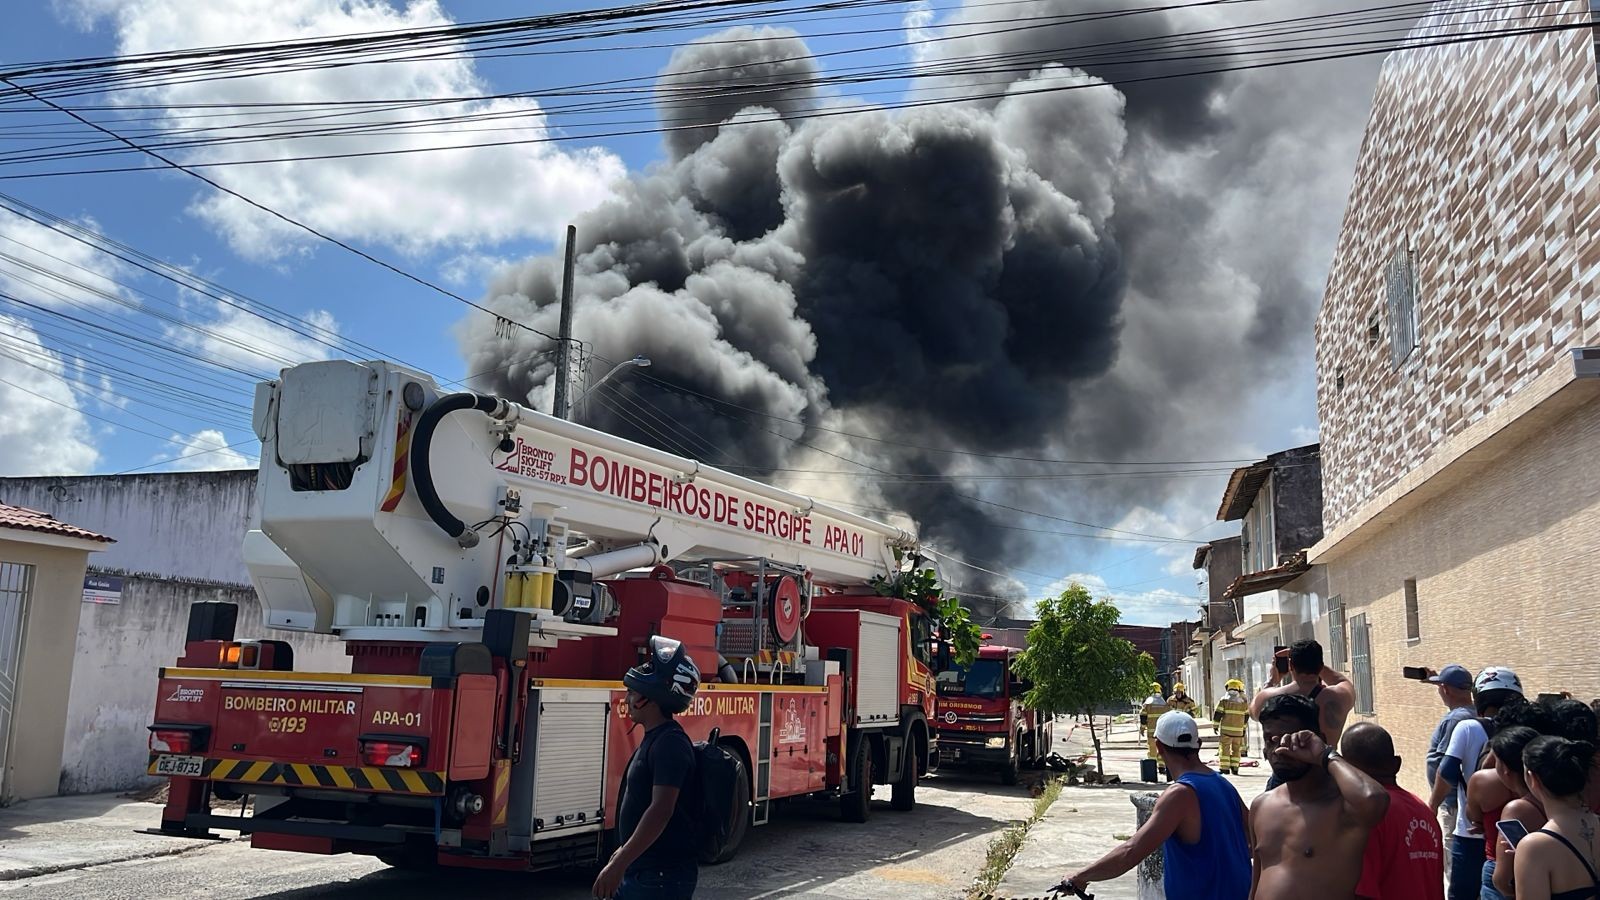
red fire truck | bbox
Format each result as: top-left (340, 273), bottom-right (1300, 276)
top-left (146, 360), bottom-right (941, 869)
top-left (933, 644), bottom-right (1051, 784)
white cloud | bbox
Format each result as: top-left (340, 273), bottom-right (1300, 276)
top-left (1036, 572), bottom-right (1204, 628)
top-left (156, 429), bottom-right (253, 471)
top-left (166, 300), bottom-right (342, 372)
top-left (65, 0), bottom-right (624, 261)
top-left (440, 251), bottom-right (515, 288)
top-left (0, 209), bottom-right (131, 311)
top-left (0, 315), bottom-right (101, 475)
top-left (902, 1), bottom-right (937, 64)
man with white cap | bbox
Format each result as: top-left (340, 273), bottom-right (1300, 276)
top-left (1426, 666), bottom-right (1525, 900)
top-left (1057, 710), bottom-right (1250, 899)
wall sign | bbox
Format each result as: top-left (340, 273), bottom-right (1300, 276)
top-left (83, 574), bottom-right (123, 605)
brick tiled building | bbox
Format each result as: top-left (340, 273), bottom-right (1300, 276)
top-left (1310, 0), bottom-right (1600, 789)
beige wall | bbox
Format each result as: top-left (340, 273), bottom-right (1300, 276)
top-left (1324, 393), bottom-right (1600, 792)
top-left (0, 539), bottom-right (92, 803)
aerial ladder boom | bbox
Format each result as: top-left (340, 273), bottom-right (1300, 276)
top-left (245, 359), bottom-right (918, 645)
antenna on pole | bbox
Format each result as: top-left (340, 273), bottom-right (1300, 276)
top-left (553, 224), bottom-right (578, 419)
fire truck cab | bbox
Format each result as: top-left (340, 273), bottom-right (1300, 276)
top-left (934, 644), bottom-right (1050, 785)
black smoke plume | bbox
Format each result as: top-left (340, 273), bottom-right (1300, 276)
top-left (460, 3), bottom-right (1386, 618)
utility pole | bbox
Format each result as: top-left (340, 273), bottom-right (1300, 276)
top-left (552, 224), bottom-right (578, 419)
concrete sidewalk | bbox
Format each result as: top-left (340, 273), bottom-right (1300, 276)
top-left (0, 793), bottom-right (236, 881)
top-left (996, 717), bottom-right (1267, 899)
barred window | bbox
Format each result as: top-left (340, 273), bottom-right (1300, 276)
top-left (1326, 595), bottom-right (1347, 672)
top-left (1404, 579), bottom-right (1421, 642)
top-left (1349, 612), bottom-right (1375, 714)
top-left (1386, 243), bottom-right (1420, 366)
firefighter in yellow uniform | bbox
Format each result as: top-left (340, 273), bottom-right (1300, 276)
top-left (1166, 683), bottom-right (1198, 716)
top-left (1212, 678), bottom-right (1249, 775)
top-left (1139, 683), bottom-right (1168, 761)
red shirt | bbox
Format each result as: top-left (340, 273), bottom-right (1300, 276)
top-left (1356, 783), bottom-right (1446, 900)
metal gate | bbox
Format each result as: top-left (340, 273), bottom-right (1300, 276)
top-left (0, 562), bottom-right (33, 791)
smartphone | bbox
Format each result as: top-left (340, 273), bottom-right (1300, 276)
top-left (1275, 656), bottom-right (1290, 674)
top-left (1403, 666), bottom-right (1431, 681)
top-left (1497, 818), bottom-right (1529, 848)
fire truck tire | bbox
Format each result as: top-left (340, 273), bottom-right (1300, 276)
top-left (701, 751), bottom-right (752, 865)
top-left (840, 738), bottom-right (874, 823)
top-left (890, 744), bottom-right (916, 811)
top-left (1000, 745), bottom-right (1020, 786)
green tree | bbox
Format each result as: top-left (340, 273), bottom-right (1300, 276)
top-left (870, 554), bottom-right (983, 667)
top-left (1014, 583), bottom-right (1158, 776)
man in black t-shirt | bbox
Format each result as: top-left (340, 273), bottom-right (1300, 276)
top-left (592, 635), bottom-right (702, 900)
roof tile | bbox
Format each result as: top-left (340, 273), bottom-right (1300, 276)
top-left (0, 503), bottom-right (114, 543)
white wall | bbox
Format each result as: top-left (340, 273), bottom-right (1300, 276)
top-left (62, 577), bottom-right (348, 794)
top-left (0, 471), bottom-right (259, 585)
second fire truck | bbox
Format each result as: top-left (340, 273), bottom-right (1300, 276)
top-left (934, 643), bottom-right (1052, 784)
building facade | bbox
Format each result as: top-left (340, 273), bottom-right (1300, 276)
top-left (1192, 536), bottom-right (1243, 711)
top-left (0, 471), bottom-right (347, 794)
top-left (0, 506), bottom-right (111, 803)
top-left (1215, 445), bottom-right (1326, 705)
top-left (1311, 0), bottom-right (1600, 790)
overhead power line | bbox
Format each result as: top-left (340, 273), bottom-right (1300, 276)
top-left (0, 77), bottom-right (566, 346)
top-left (0, 5), bottom-right (1577, 180)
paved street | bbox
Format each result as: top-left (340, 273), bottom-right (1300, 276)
top-left (4, 775), bottom-right (1033, 900)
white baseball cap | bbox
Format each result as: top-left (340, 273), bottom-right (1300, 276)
top-left (1155, 710), bottom-right (1202, 749)
top-left (1474, 666), bottom-right (1524, 695)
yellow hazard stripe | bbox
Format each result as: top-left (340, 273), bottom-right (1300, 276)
top-left (492, 761), bottom-right (510, 827)
top-left (147, 754), bottom-right (444, 795)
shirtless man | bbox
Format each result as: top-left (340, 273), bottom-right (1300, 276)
top-left (1251, 640), bottom-right (1356, 790)
top-left (1250, 694), bottom-right (1389, 900)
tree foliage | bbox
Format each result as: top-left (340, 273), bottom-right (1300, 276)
top-left (1014, 583), bottom-right (1158, 772)
top-left (870, 553), bottom-right (983, 667)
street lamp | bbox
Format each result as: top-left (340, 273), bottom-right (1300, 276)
top-left (571, 355), bottom-right (651, 420)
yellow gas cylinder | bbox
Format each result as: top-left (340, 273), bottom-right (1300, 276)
top-left (542, 560), bottom-right (558, 610)
top-left (503, 565), bottom-right (525, 608)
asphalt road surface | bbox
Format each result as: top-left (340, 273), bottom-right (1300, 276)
top-left (8, 775), bottom-right (1034, 900)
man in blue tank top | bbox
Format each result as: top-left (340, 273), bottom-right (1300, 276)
top-left (1058, 711), bottom-right (1251, 899)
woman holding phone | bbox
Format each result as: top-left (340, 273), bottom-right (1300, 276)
top-left (1484, 726), bottom-right (1543, 898)
top-left (1510, 736), bottom-right (1600, 900)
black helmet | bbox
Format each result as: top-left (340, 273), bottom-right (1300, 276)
top-left (624, 636), bottom-right (700, 715)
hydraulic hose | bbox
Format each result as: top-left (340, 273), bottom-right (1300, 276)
top-left (411, 392), bottom-right (500, 548)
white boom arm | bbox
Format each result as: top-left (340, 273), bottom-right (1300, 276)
top-left (245, 360), bottom-right (917, 642)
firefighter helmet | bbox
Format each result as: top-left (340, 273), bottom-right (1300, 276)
top-left (1174, 682), bottom-right (1187, 693)
top-left (1150, 682), bottom-right (1163, 693)
top-left (1225, 678), bottom-right (1244, 691)
top-left (624, 635), bottom-right (701, 715)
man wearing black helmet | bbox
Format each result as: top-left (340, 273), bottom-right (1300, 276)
top-left (593, 636), bottom-right (702, 900)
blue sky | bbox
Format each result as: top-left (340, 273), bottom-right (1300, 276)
top-left (0, 0), bottom-right (1363, 625)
